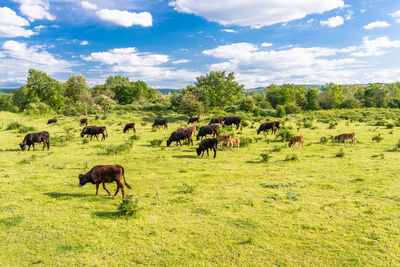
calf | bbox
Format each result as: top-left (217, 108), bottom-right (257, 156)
top-left (223, 116), bottom-right (241, 130)
top-left (227, 137), bottom-right (240, 149)
top-left (78, 165), bottom-right (132, 199)
top-left (152, 118), bottom-right (168, 129)
top-left (20, 131), bottom-right (50, 151)
top-left (167, 129), bottom-right (193, 146)
top-left (217, 134), bottom-right (230, 146)
top-left (257, 121), bottom-right (280, 135)
top-left (196, 138), bottom-right (218, 158)
top-left (197, 125), bottom-right (219, 140)
top-left (47, 118), bottom-right (57, 124)
top-left (80, 118), bottom-right (88, 126)
top-left (188, 117), bottom-right (200, 124)
top-left (123, 123), bottom-right (136, 133)
top-left (209, 117), bottom-right (225, 125)
top-left (289, 136), bottom-right (304, 148)
top-left (80, 126), bottom-right (108, 140)
top-left (335, 133), bottom-right (356, 145)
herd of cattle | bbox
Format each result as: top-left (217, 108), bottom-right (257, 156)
top-left (16, 115), bottom-right (356, 198)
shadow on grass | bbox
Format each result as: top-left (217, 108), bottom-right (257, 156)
top-left (44, 192), bottom-right (93, 198)
top-left (246, 160), bottom-right (264, 164)
top-left (172, 155), bottom-right (197, 159)
top-left (92, 211), bottom-right (120, 219)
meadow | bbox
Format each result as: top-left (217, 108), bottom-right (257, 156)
top-left (0, 109), bottom-right (400, 266)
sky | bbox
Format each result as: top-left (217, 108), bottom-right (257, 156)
top-left (1, 0), bottom-right (400, 89)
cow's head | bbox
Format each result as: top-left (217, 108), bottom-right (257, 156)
top-left (166, 139), bottom-right (172, 147)
top-left (196, 147), bottom-right (202, 156)
top-left (257, 129), bottom-right (260, 135)
top-left (19, 143), bottom-right (26, 151)
top-left (78, 173), bottom-right (93, 187)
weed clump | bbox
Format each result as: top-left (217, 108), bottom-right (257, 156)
top-left (7, 122), bottom-right (22, 130)
top-left (117, 196), bottom-right (141, 217)
top-left (320, 136), bottom-right (328, 144)
top-left (260, 182), bottom-right (296, 189)
top-left (18, 125), bottom-right (36, 133)
top-left (239, 137), bottom-right (253, 147)
top-left (336, 148), bottom-right (345, 157)
top-left (149, 139), bottom-right (163, 147)
top-left (260, 153), bottom-right (272, 162)
top-left (98, 141), bottom-right (133, 155)
top-left (276, 129), bottom-right (294, 142)
top-left (180, 183), bottom-right (197, 194)
top-left (285, 154), bottom-right (298, 161)
top-left (372, 134), bottom-right (383, 143)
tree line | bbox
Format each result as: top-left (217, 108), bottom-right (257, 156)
top-left (1, 68), bottom-right (400, 117)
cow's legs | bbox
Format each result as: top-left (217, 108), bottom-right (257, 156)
top-left (213, 148), bottom-right (216, 158)
top-left (206, 148), bottom-right (209, 156)
top-left (201, 150), bottom-right (205, 157)
top-left (95, 184), bottom-right (100, 195)
top-left (102, 183), bottom-right (111, 196)
top-left (42, 141), bottom-right (46, 151)
top-left (101, 133), bottom-right (105, 140)
top-left (114, 181), bottom-right (122, 197)
top-left (32, 143), bottom-right (35, 151)
top-left (179, 140), bottom-right (182, 146)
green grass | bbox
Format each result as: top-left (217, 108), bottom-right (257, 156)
top-left (0, 110), bottom-right (400, 266)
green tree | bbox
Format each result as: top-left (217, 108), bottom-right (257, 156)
top-left (95, 95), bottom-right (115, 115)
top-left (305, 88), bottom-right (320, 110)
top-left (319, 83), bottom-right (344, 109)
top-left (238, 97), bottom-right (255, 112)
top-left (64, 74), bottom-right (88, 102)
top-left (363, 83), bottom-right (390, 108)
top-left (178, 93), bottom-right (204, 117)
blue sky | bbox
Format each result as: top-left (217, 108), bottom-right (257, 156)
top-left (1, 0), bottom-right (400, 88)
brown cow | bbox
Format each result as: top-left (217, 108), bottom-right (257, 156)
top-left (217, 134), bottom-right (230, 146)
top-left (20, 131), bottom-right (50, 151)
top-left (335, 133), bottom-right (356, 145)
top-left (78, 165), bottom-right (132, 199)
top-left (227, 137), bottom-right (240, 149)
top-left (289, 136), bottom-right (304, 148)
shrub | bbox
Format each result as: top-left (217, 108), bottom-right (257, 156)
top-left (328, 121), bottom-right (338, 129)
top-left (270, 145), bottom-right (283, 153)
top-left (18, 125), bottom-right (36, 133)
top-left (260, 153), bottom-right (272, 162)
top-left (241, 120), bottom-right (249, 128)
top-left (129, 135), bottom-right (140, 142)
top-left (117, 196), bottom-right (141, 217)
top-left (276, 105), bottom-right (286, 118)
top-left (260, 182), bottom-right (296, 188)
top-left (99, 141), bottom-right (133, 155)
top-left (6, 122), bottom-right (22, 130)
top-left (240, 137), bottom-right (253, 147)
top-left (336, 148), bottom-right (345, 157)
top-left (276, 129), bottom-right (294, 142)
top-left (285, 154), bottom-right (298, 161)
top-left (303, 121), bottom-right (313, 128)
top-left (149, 139), bottom-right (163, 147)
top-left (372, 134), bottom-right (383, 143)
top-left (141, 122), bottom-right (147, 127)
top-left (386, 123), bottom-right (394, 129)
top-left (320, 136), bottom-right (328, 144)
top-left (394, 139), bottom-right (400, 150)
top-left (286, 192), bottom-right (299, 201)
top-left (180, 183), bottom-right (197, 194)
top-left (82, 138), bottom-right (89, 144)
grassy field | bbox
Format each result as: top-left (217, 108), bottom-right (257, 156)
top-left (0, 110), bottom-right (400, 266)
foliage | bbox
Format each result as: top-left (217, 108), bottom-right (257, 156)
top-left (64, 74), bottom-right (88, 102)
top-left (260, 182), bottom-right (296, 189)
top-left (180, 183), bottom-right (197, 194)
top-left (149, 138), bottom-right (163, 147)
top-left (372, 134), bottom-right (383, 143)
top-left (285, 154), bottom-right (299, 161)
top-left (95, 94), bottom-right (115, 115)
top-left (117, 196), bottom-right (141, 217)
top-left (178, 93), bottom-right (204, 117)
top-left (6, 122), bottom-right (22, 130)
top-left (260, 153), bottom-right (272, 162)
top-left (276, 128), bottom-right (294, 142)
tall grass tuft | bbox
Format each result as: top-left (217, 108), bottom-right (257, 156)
top-left (117, 196), bottom-right (141, 217)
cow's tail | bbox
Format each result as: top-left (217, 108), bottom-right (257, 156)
top-left (122, 168), bottom-right (132, 189)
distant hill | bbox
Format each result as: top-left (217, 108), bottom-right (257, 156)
top-left (0, 88), bottom-right (17, 94)
top-left (155, 88), bottom-right (182, 95)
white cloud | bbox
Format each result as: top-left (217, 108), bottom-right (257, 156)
top-left (221, 29), bottom-right (237, 33)
top-left (169, 0), bottom-right (344, 28)
top-left (202, 37), bottom-right (400, 87)
top-left (33, 25), bottom-right (46, 32)
top-left (96, 9), bottom-right (152, 27)
top-left (83, 47), bottom-right (199, 87)
top-left (320, 16), bottom-right (344, 28)
top-left (81, 1), bottom-right (98, 10)
top-left (0, 7), bottom-right (34, 37)
top-left (390, 10), bottom-right (400, 23)
top-left (307, 18), bottom-right (314, 23)
top-left (360, 9), bottom-right (367, 14)
top-left (80, 40), bottom-right (89, 45)
top-left (363, 21), bottom-right (390, 30)
top-left (12, 0), bottom-right (55, 22)
top-left (172, 59), bottom-right (190, 64)
top-left (345, 10), bottom-right (353, 20)
top-left (261, 42), bottom-right (273, 47)
top-left (0, 40), bottom-right (74, 86)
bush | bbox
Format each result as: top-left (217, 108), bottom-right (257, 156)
top-left (372, 134), bottom-right (383, 143)
top-left (285, 154), bottom-right (298, 161)
top-left (394, 139), bottom-right (400, 150)
top-left (149, 139), bottom-right (163, 147)
top-left (260, 153), bottom-right (272, 162)
top-left (336, 148), bottom-right (345, 157)
top-left (129, 135), bottom-right (140, 142)
top-left (117, 196), bottom-right (141, 217)
top-left (239, 137), bottom-right (253, 147)
top-left (18, 125), bottom-right (36, 133)
top-left (270, 145), bottom-right (283, 153)
top-left (276, 105), bottom-right (286, 118)
top-left (98, 141), bottom-right (133, 155)
top-left (328, 121), bottom-right (338, 129)
top-left (82, 138), bottom-right (89, 144)
top-left (303, 121), bottom-right (313, 128)
top-left (180, 183), bottom-right (197, 194)
top-left (320, 136), bottom-right (328, 144)
top-left (6, 122), bottom-right (22, 130)
top-left (276, 128), bottom-right (294, 142)
top-left (386, 123), bottom-right (394, 129)
top-left (241, 120), bottom-right (249, 128)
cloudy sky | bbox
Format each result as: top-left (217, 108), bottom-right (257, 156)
top-left (1, 0), bottom-right (400, 88)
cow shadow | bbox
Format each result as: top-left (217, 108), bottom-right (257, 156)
top-left (92, 211), bottom-right (120, 219)
top-left (44, 192), bottom-right (93, 198)
top-left (172, 155), bottom-right (197, 159)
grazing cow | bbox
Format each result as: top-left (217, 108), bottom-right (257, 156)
top-left (80, 118), bottom-right (88, 126)
top-left (197, 125), bottom-right (219, 140)
top-left (227, 137), bottom-right (240, 149)
top-left (78, 165), bottom-right (132, 199)
top-left (152, 118), bottom-right (168, 129)
top-left (335, 133), bottom-right (356, 145)
top-left (80, 125), bottom-right (97, 138)
top-left (223, 116), bottom-right (242, 130)
top-left (47, 119), bottom-right (57, 124)
top-left (167, 129), bottom-right (193, 147)
top-left (289, 136), bottom-right (304, 148)
top-left (209, 117), bottom-right (225, 125)
top-left (196, 138), bottom-right (218, 158)
top-left (80, 126), bottom-right (108, 140)
top-left (188, 117), bottom-right (200, 124)
top-left (123, 123), bottom-right (136, 133)
top-left (217, 134), bottom-right (230, 146)
top-left (257, 121), bottom-right (280, 135)
top-left (20, 131), bottom-right (50, 151)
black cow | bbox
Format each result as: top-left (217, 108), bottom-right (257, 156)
top-left (223, 116), bottom-right (241, 130)
top-left (47, 119), bottom-right (57, 124)
top-left (209, 117), bottom-right (225, 125)
top-left (167, 129), bottom-right (193, 147)
top-left (20, 131), bottom-right (50, 151)
top-left (188, 117), bottom-right (200, 124)
top-left (152, 118), bottom-right (168, 129)
top-left (257, 121), bottom-right (280, 135)
top-left (123, 123), bottom-right (136, 133)
top-left (197, 125), bottom-right (219, 140)
top-left (80, 118), bottom-right (88, 126)
top-left (196, 138), bottom-right (218, 158)
top-left (80, 126), bottom-right (108, 140)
